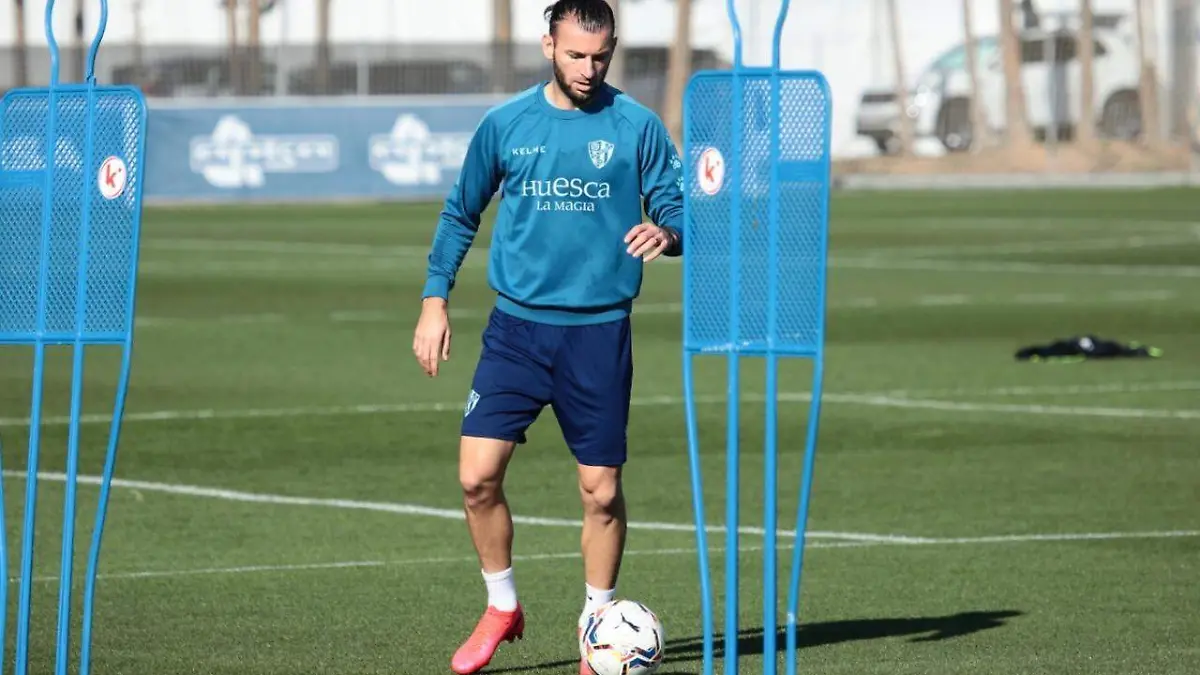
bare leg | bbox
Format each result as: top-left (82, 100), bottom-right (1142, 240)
top-left (451, 436), bottom-right (526, 675)
top-left (577, 463), bottom-right (627, 594)
top-left (459, 436), bottom-right (517, 574)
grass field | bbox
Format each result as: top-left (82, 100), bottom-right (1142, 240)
top-left (0, 188), bottom-right (1198, 675)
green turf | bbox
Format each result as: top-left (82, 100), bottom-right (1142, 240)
top-left (0, 188), bottom-right (1198, 674)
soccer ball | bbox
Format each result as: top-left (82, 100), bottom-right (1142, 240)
top-left (579, 599), bottom-right (665, 675)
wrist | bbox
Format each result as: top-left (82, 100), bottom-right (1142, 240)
top-left (663, 226), bottom-right (682, 255)
top-left (422, 296), bottom-right (447, 309)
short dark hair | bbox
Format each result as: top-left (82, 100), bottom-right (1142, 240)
top-left (544, 0), bottom-right (616, 37)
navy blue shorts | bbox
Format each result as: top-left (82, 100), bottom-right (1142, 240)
top-left (461, 308), bottom-right (633, 467)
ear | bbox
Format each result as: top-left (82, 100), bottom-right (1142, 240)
top-left (542, 34), bottom-right (554, 60)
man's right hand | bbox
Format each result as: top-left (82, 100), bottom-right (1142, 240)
top-left (413, 297), bottom-right (452, 377)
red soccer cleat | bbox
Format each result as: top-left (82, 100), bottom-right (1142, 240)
top-left (450, 604), bottom-right (525, 674)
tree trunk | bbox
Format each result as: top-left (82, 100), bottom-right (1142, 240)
top-left (885, 0), bottom-right (913, 155)
top-left (226, 0), bottom-right (241, 95)
top-left (492, 0), bottom-right (513, 93)
top-left (999, 0), bottom-right (1033, 147)
top-left (13, 0), bottom-right (28, 87)
top-left (131, 0), bottom-right (144, 86)
top-left (961, 0), bottom-right (988, 150)
top-left (247, 0), bottom-right (261, 95)
top-left (606, 0), bottom-right (624, 90)
top-left (661, 0), bottom-right (692, 148)
top-left (1135, 0), bottom-right (1161, 146)
top-left (316, 0), bottom-right (331, 94)
top-left (1076, 0), bottom-right (1096, 145)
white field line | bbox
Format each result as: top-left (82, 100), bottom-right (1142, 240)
top-left (1013, 292), bottom-right (1069, 304)
top-left (21, 543), bottom-right (871, 584)
top-left (20, 530), bottom-right (1200, 585)
top-left (1107, 289), bottom-right (1180, 302)
top-left (134, 256), bottom-right (1200, 278)
top-left (877, 380), bottom-right (1200, 398)
top-left (145, 228), bottom-right (1200, 261)
top-left (918, 531), bottom-right (1200, 544)
top-left (17, 547), bottom-right (739, 584)
top-left (2, 381), bottom-right (1198, 429)
top-left (832, 256), bottom-right (1200, 278)
top-left (132, 288), bottom-right (1180, 328)
top-left (6, 470), bottom-right (1198, 585)
top-left (858, 218), bottom-right (1199, 232)
top-left (815, 393), bottom-right (1200, 421)
top-left (140, 218), bottom-right (1198, 247)
top-left (142, 239), bottom-right (426, 257)
top-left (852, 233), bottom-right (1200, 259)
top-left (0, 470), bottom-right (906, 543)
top-left (135, 254), bottom-right (1200, 279)
top-left (0, 393), bottom-right (728, 427)
top-left (136, 258), bottom-right (467, 275)
top-left (137, 228), bottom-right (1200, 280)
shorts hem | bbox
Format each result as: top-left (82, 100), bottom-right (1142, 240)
top-left (460, 430), bottom-right (527, 444)
top-left (570, 450), bottom-right (628, 467)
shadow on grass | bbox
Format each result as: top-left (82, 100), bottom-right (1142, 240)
top-left (488, 609), bottom-right (1023, 673)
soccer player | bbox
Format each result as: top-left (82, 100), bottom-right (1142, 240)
top-left (411, 1), bottom-right (684, 673)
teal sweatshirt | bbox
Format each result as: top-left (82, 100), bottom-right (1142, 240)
top-left (422, 82), bottom-right (684, 325)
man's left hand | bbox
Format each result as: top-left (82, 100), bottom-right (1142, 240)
top-left (624, 222), bottom-right (676, 263)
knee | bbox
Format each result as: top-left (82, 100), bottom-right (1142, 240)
top-left (459, 437), bottom-right (514, 510)
top-left (460, 469), bottom-right (502, 510)
top-left (579, 470), bottom-right (623, 517)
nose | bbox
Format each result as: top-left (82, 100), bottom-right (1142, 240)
top-left (580, 61), bottom-right (595, 79)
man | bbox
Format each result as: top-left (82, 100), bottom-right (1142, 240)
top-left (411, 1), bottom-right (684, 673)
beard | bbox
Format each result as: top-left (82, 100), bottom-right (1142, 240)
top-left (552, 58), bottom-right (598, 107)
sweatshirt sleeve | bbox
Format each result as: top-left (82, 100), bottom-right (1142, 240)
top-left (638, 116), bottom-right (685, 257)
top-left (422, 114), bottom-right (503, 299)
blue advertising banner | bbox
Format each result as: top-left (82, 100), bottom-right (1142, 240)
top-left (144, 96), bottom-right (509, 203)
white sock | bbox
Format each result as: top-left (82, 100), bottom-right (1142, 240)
top-left (581, 583), bottom-right (616, 624)
top-left (482, 567), bottom-right (518, 611)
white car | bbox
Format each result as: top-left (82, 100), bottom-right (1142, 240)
top-left (855, 24), bottom-right (1143, 153)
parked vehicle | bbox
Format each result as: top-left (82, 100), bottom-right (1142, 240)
top-left (855, 21), bottom-right (1143, 154)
